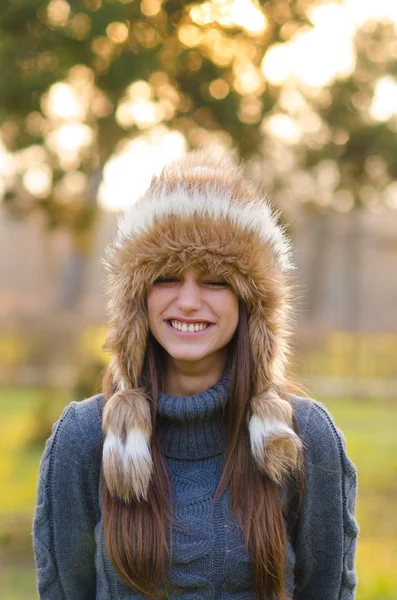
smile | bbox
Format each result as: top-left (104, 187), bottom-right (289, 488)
top-left (165, 320), bottom-right (214, 335)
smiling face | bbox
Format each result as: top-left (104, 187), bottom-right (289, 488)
top-left (147, 268), bottom-right (239, 372)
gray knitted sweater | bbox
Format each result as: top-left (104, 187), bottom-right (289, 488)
top-left (32, 371), bottom-right (359, 599)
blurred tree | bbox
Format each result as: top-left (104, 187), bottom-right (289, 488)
top-left (0, 0), bottom-right (313, 225)
top-left (259, 18), bottom-right (397, 213)
top-left (0, 0), bottom-right (315, 309)
top-left (0, 0), bottom-right (316, 402)
top-left (1, 0), bottom-right (397, 323)
top-left (258, 17), bottom-right (397, 328)
top-left (304, 20), bottom-right (397, 209)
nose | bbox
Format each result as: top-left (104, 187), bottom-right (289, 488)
top-left (175, 278), bottom-right (202, 312)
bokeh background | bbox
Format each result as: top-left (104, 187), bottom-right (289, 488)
top-left (1, 0), bottom-right (397, 598)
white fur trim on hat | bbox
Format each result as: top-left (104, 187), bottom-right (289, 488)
top-left (115, 187), bottom-right (293, 273)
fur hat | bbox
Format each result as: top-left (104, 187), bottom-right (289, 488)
top-left (102, 149), bottom-right (302, 503)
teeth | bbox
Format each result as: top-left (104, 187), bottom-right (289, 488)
top-left (170, 320), bottom-right (210, 332)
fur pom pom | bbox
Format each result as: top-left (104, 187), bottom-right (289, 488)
top-left (102, 389), bottom-right (152, 503)
top-left (248, 391), bottom-right (302, 484)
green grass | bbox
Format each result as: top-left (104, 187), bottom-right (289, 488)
top-left (319, 396), bottom-right (397, 600)
top-left (1, 388), bottom-right (396, 600)
top-left (0, 388), bottom-right (67, 515)
top-left (1, 566), bottom-right (38, 600)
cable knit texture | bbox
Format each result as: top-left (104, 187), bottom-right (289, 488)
top-left (32, 371), bottom-right (359, 599)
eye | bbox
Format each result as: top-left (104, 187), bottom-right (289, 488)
top-left (152, 277), bottom-right (229, 287)
top-left (203, 281), bottom-right (229, 287)
top-left (153, 277), bottom-right (178, 284)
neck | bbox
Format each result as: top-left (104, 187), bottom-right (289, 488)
top-left (156, 367), bottom-right (232, 459)
top-left (163, 353), bottom-right (231, 397)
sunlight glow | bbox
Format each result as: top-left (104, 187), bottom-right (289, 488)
top-left (238, 97), bottom-right (262, 123)
top-left (0, 141), bottom-right (16, 200)
top-left (233, 63), bottom-right (265, 95)
top-left (106, 22), bottom-right (129, 44)
top-left (8, 0), bottom-right (397, 212)
top-left (0, 140), bottom-right (16, 181)
top-left (116, 80), bottom-right (166, 129)
top-left (42, 82), bottom-right (86, 120)
top-left (178, 24), bottom-right (202, 47)
top-left (261, 44), bottom-right (290, 86)
top-left (262, 115), bottom-right (301, 144)
top-left (370, 77), bottom-right (397, 121)
top-left (98, 127), bottom-right (186, 212)
top-left (190, 0), bottom-right (267, 35)
top-left (262, 4), bottom-right (355, 88)
top-left (15, 145), bottom-right (48, 170)
top-left (262, 1), bottom-right (397, 90)
top-left (344, 0), bottom-right (397, 27)
top-left (293, 6), bottom-right (355, 87)
top-left (384, 182), bottom-right (397, 209)
top-left (22, 165), bottom-right (52, 198)
top-left (127, 80), bottom-right (153, 100)
top-left (46, 123), bottom-right (93, 155)
top-left (116, 99), bottom-right (165, 129)
top-left (47, 0), bottom-right (70, 28)
top-left (141, 0), bottom-right (162, 17)
top-left (209, 79), bottom-right (230, 99)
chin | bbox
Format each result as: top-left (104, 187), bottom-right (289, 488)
top-left (167, 349), bottom-right (209, 362)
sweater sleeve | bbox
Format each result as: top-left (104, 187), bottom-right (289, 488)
top-left (32, 401), bottom-right (101, 600)
top-left (293, 401), bottom-right (360, 600)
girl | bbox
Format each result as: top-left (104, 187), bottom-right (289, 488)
top-left (33, 150), bottom-right (359, 599)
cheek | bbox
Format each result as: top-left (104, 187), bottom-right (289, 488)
top-left (147, 289), bottom-right (164, 327)
top-left (219, 292), bottom-right (239, 328)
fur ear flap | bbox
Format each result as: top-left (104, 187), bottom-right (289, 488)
top-left (102, 389), bottom-right (152, 503)
top-left (248, 391), bottom-right (302, 485)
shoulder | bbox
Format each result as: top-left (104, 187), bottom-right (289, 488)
top-left (290, 394), bottom-right (342, 443)
top-left (70, 393), bottom-right (104, 439)
top-left (289, 395), bottom-right (357, 476)
top-left (46, 393), bottom-right (104, 460)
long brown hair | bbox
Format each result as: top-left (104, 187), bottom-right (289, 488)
top-left (100, 299), bottom-right (305, 599)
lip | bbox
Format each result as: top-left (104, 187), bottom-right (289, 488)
top-left (165, 317), bottom-right (214, 324)
top-left (165, 320), bottom-right (215, 336)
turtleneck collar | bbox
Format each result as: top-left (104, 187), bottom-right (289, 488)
top-left (156, 368), bottom-right (232, 460)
